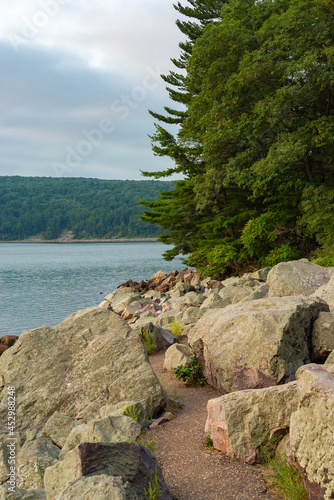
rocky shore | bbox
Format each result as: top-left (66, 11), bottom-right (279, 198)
top-left (0, 259), bottom-right (333, 498)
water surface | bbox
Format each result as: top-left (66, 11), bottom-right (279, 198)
top-left (0, 242), bottom-right (185, 336)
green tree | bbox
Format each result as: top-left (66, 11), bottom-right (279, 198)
top-left (144, 0), bottom-right (334, 274)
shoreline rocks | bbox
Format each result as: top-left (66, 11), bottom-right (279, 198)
top-left (2, 258), bottom-right (334, 498)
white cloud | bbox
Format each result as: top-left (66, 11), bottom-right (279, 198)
top-left (0, 0), bottom-right (186, 180)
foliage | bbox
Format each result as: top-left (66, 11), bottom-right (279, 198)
top-left (142, 0), bottom-right (334, 275)
top-left (0, 176), bottom-right (174, 240)
top-left (265, 456), bottom-right (308, 500)
top-left (140, 435), bottom-right (158, 453)
top-left (124, 404), bottom-right (146, 425)
top-left (205, 431), bottom-right (214, 449)
top-left (144, 468), bottom-right (163, 500)
top-left (257, 431), bottom-right (307, 499)
top-left (139, 330), bottom-right (157, 355)
top-left (174, 358), bottom-right (207, 385)
top-left (169, 318), bottom-right (183, 338)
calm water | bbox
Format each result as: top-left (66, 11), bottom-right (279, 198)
top-left (0, 242), bottom-right (185, 337)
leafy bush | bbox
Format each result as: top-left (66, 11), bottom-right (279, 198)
top-left (205, 432), bottom-right (214, 449)
top-left (174, 359), bottom-right (206, 386)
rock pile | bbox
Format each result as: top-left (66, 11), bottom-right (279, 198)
top-left (102, 258), bottom-right (334, 499)
top-left (1, 258), bottom-right (334, 498)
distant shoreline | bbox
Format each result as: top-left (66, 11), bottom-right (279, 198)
top-left (0, 238), bottom-right (159, 244)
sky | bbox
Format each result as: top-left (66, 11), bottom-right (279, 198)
top-left (0, 0), bottom-right (186, 180)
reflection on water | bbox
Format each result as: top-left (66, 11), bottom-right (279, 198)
top-left (0, 242), bottom-right (185, 336)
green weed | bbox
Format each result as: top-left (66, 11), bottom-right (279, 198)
top-left (124, 404), bottom-right (146, 425)
top-left (174, 358), bottom-right (207, 386)
top-left (139, 330), bottom-right (157, 355)
top-left (140, 434), bottom-right (158, 453)
top-left (144, 468), bottom-right (163, 500)
top-left (169, 318), bottom-right (183, 338)
top-left (205, 431), bottom-right (214, 449)
top-left (257, 432), bottom-right (307, 500)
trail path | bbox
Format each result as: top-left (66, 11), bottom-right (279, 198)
top-left (144, 352), bottom-right (280, 500)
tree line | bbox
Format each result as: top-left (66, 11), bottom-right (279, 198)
top-left (141, 0), bottom-right (334, 275)
top-left (0, 177), bottom-right (174, 240)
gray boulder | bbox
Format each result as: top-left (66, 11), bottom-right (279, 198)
top-left (205, 381), bottom-right (298, 463)
top-left (16, 433), bottom-right (60, 490)
top-left (53, 475), bottom-right (134, 499)
top-left (189, 296), bottom-right (328, 393)
top-left (0, 307), bottom-right (165, 431)
top-left (250, 267), bottom-right (272, 281)
top-left (325, 351), bottom-right (334, 365)
top-left (0, 486), bottom-right (46, 499)
top-left (99, 401), bottom-right (149, 429)
top-left (290, 363), bottom-right (334, 500)
top-left (312, 271), bottom-right (334, 311)
top-left (59, 415), bottom-right (141, 459)
top-left (42, 412), bottom-right (78, 448)
top-left (163, 344), bottom-right (192, 371)
top-left (239, 284), bottom-right (270, 303)
top-left (267, 259), bottom-right (330, 297)
top-left (311, 311), bottom-right (334, 362)
top-left (99, 288), bottom-right (140, 314)
top-left (44, 442), bottom-right (172, 500)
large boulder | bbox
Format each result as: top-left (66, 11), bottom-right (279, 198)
top-left (189, 296), bottom-right (328, 393)
top-left (205, 381), bottom-right (298, 463)
top-left (311, 311), bottom-right (334, 362)
top-left (312, 272), bottom-right (334, 311)
top-left (163, 344), bottom-right (192, 371)
top-left (16, 434), bottom-right (60, 490)
top-left (267, 259), bottom-right (330, 298)
top-left (99, 288), bottom-right (140, 314)
top-left (59, 415), bottom-right (141, 459)
top-left (0, 307), bottom-right (165, 430)
top-left (44, 442), bottom-right (172, 500)
top-left (290, 363), bottom-right (334, 500)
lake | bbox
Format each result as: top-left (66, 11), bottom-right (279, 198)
top-left (0, 242), bottom-right (185, 337)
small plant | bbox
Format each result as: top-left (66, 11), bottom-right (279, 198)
top-left (140, 434), bottom-right (158, 453)
top-left (148, 395), bottom-right (154, 421)
top-left (205, 431), bottom-right (214, 449)
top-left (174, 358), bottom-right (207, 386)
top-left (139, 330), bottom-right (157, 355)
top-left (258, 432), bottom-right (307, 499)
top-left (124, 404), bottom-right (146, 425)
top-left (169, 318), bottom-right (183, 338)
top-left (144, 468), bottom-right (163, 500)
top-left (265, 455), bottom-right (307, 500)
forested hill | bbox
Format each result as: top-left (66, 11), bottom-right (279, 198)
top-left (0, 176), bottom-right (174, 241)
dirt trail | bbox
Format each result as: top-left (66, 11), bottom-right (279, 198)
top-left (144, 352), bottom-right (280, 500)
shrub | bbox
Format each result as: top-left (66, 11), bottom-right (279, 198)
top-left (174, 359), bottom-right (207, 386)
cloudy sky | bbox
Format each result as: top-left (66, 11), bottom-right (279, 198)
top-left (0, 0), bottom-right (186, 180)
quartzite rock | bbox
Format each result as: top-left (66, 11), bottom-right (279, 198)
top-left (44, 442), bottom-right (172, 500)
top-left (189, 296), bottom-right (328, 393)
top-left (267, 259), bottom-right (330, 298)
top-left (290, 363), bottom-right (334, 500)
top-left (0, 307), bottom-right (165, 431)
top-left (205, 381), bottom-right (298, 463)
top-left (42, 412), bottom-right (78, 448)
top-left (312, 272), bottom-right (334, 311)
top-left (59, 415), bottom-right (141, 459)
top-left (311, 311), bottom-right (334, 362)
top-left (163, 344), bottom-right (192, 371)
